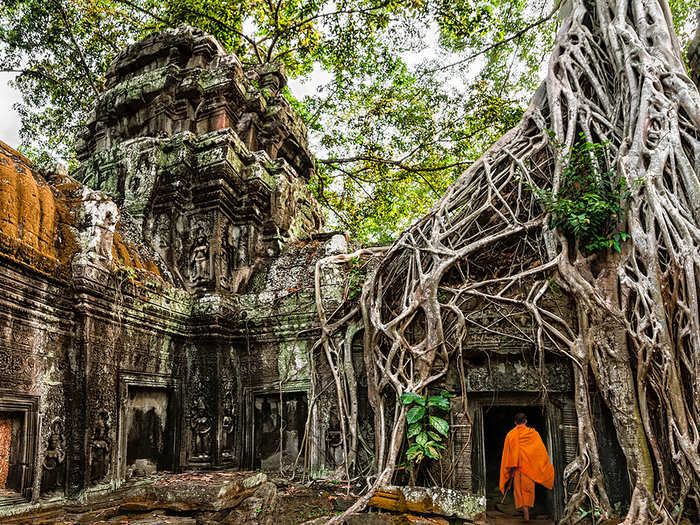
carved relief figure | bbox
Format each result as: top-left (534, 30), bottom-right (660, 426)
top-left (90, 410), bottom-right (111, 483)
top-left (42, 418), bottom-right (65, 494)
top-left (232, 225), bottom-right (248, 267)
top-left (189, 227), bottom-right (210, 282)
top-left (191, 396), bottom-right (211, 459)
top-left (153, 214), bottom-right (170, 250)
top-left (221, 390), bottom-right (235, 458)
top-left (219, 221), bottom-right (231, 286)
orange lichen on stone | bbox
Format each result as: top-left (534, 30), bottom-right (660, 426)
top-left (145, 260), bottom-right (161, 277)
top-left (0, 141), bottom-right (81, 277)
top-left (0, 141), bottom-right (163, 282)
top-left (112, 229), bottom-right (162, 280)
top-left (0, 417), bottom-right (11, 489)
top-left (112, 231), bottom-right (133, 267)
top-left (17, 167), bottom-right (41, 251)
top-left (37, 184), bottom-right (56, 257)
top-left (0, 141), bottom-right (57, 261)
top-left (0, 163), bottom-right (19, 240)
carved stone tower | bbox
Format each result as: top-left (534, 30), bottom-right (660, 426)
top-left (73, 25), bottom-right (323, 293)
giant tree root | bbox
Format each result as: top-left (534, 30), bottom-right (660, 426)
top-left (318, 0), bottom-right (700, 523)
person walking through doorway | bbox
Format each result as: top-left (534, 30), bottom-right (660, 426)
top-left (499, 412), bottom-right (555, 521)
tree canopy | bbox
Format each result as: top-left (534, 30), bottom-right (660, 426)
top-left (1, 0), bottom-right (698, 240)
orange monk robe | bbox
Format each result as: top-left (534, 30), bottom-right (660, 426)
top-left (499, 424), bottom-right (555, 508)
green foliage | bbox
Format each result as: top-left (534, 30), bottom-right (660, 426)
top-left (1, 1), bottom-right (696, 240)
top-left (115, 259), bottom-right (139, 281)
top-left (533, 133), bottom-right (630, 254)
top-left (400, 390), bottom-right (452, 480)
top-left (0, 0), bottom-right (548, 241)
top-left (345, 256), bottom-right (365, 300)
top-left (577, 506), bottom-right (602, 520)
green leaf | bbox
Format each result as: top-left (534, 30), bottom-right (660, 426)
top-left (400, 392), bottom-right (426, 406)
top-left (429, 416), bottom-right (449, 436)
top-left (406, 406), bottom-right (426, 424)
top-left (427, 395), bottom-right (450, 410)
top-left (427, 431), bottom-right (442, 441)
top-left (406, 444), bottom-right (424, 462)
top-left (416, 432), bottom-right (429, 446)
top-left (439, 390), bottom-right (455, 398)
top-left (424, 446), bottom-right (441, 459)
top-left (407, 423), bottom-right (422, 438)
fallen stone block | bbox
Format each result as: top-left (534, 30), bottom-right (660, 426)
top-left (368, 486), bottom-right (486, 521)
top-left (119, 472), bottom-right (270, 513)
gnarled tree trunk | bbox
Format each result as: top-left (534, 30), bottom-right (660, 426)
top-left (357, 0), bottom-right (700, 522)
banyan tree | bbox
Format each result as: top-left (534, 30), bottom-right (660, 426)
top-left (338, 0), bottom-right (700, 523)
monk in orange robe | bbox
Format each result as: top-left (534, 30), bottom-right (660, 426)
top-left (499, 412), bottom-right (555, 521)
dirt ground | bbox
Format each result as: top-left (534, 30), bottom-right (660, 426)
top-left (484, 509), bottom-right (554, 525)
top-left (3, 470), bottom-right (510, 525)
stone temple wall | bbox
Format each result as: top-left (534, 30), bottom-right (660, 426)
top-left (0, 25), bottom-right (343, 513)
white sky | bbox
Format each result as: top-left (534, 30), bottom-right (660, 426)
top-left (0, 73), bottom-right (22, 148)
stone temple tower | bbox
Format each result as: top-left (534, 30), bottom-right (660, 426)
top-left (73, 25), bottom-right (323, 294)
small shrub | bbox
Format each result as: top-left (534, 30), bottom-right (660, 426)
top-left (533, 132), bottom-right (632, 254)
top-left (400, 390), bottom-right (453, 485)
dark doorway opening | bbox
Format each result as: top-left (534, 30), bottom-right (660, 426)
top-left (0, 412), bottom-right (24, 499)
top-left (482, 405), bottom-right (553, 519)
top-left (253, 392), bottom-right (308, 470)
top-left (125, 387), bottom-right (175, 478)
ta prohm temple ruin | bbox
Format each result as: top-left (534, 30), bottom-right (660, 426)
top-left (1, 17), bottom-right (700, 525)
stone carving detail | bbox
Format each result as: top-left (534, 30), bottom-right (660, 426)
top-left (191, 396), bottom-right (212, 461)
top-left (221, 389), bottom-right (235, 460)
top-left (153, 214), bottom-right (171, 251)
top-left (77, 188), bottom-right (119, 265)
top-left (90, 410), bottom-right (111, 484)
top-left (219, 221), bottom-right (249, 288)
top-left (70, 24), bottom-right (323, 292)
top-left (189, 226), bottom-right (210, 283)
top-left (41, 418), bottom-right (65, 494)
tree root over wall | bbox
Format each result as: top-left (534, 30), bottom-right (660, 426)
top-left (318, 0), bottom-right (700, 523)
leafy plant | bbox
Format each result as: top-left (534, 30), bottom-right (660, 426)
top-left (533, 132), bottom-right (631, 254)
top-left (345, 256), bottom-right (365, 300)
top-left (400, 390), bottom-right (453, 485)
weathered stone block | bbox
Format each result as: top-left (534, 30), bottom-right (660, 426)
top-left (369, 486), bottom-right (486, 521)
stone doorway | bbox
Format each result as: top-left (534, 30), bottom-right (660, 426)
top-left (119, 373), bottom-right (180, 481)
top-left (0, 393), bottom-right (38, 504)
top-left (481, 405), bottom-right (553, 519)
top-left (0, 413), bottom-right (25, 499)
top-left (125, 387), bottom-right (175, 478)
top-left (252, 392), bottom-right (308, 470)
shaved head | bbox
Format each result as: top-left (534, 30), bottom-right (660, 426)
top-left (514, 412), bottom-right (527, 425)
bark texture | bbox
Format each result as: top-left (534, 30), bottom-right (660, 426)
top-left (352, 0), bottom-right (700, 522)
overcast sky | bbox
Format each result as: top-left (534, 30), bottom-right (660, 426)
top-left (0, 73), bottom-right (21, 148)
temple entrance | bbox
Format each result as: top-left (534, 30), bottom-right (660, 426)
top-left (0, 413), bottom-right (24, 499)
top-left (480, 405), bottom-right (554, 520)
top-left (252, 392), bottom-right (307, 470)
top-left (0, 394), bottom-right (38, 504)
top-left (124, 387), bottom-right (176, 478)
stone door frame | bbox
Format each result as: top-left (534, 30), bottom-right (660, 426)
top-left (242, 380), bottom-right (313, 470)
top-left (470, 393), bottom-right (566, 521)
top-left (0, 390), bottom-right (39, 504)
top-left (117, 371), bottom-right (182, 481)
